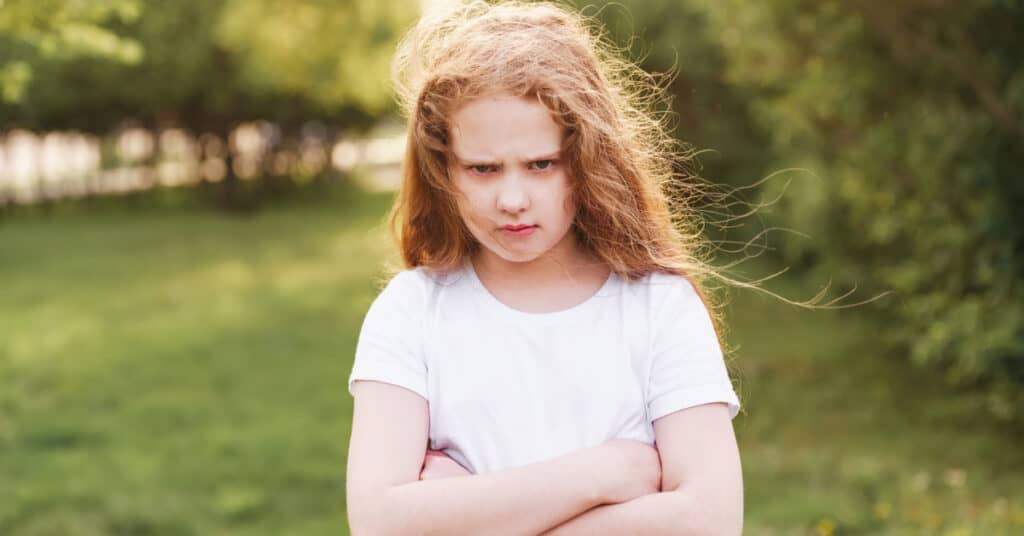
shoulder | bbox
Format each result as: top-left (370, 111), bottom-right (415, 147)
top-left (621, 270), bottom-right (704, 313)
top-left (380, 267), bottom-right (429, 294)
top-left (360, 269), bottom-right (437, 337)
top-left (373, 265), bottom-right (467, 307)
top-left (643, 270), bottom-right (700, 293)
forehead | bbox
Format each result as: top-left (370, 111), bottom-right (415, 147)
top-left (449, 94), bottom-right (563, 161)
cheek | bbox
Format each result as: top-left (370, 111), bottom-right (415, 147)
top-left (451, 177), bottom-right (480, 213)
top-left (458, 189), bottom-right (488, 220)
top-left (453, 186), bottom-right (491, 233)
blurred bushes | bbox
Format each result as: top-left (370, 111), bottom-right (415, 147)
top-left (579, 0), bottom-right (774, 190)
top-left (0, 0), bottom-right (416, 210)
top-left (687, 0), bottom-right (1024, 419)
top-left (0, 0), bottom-right (143, 102)
top-left (582, 0), bottom-right (1024, 420)
top-left (0, 0), bottom-right (417, 132)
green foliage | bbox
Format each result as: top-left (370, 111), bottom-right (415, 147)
top-left (0, 0), bottom-right (417, 131)
top-left (4, 0), bottom-right (228, 130)
top-left (693, 0), bottom-right (1024, 418)
top-left (575, 0), bottom-right (774, 189)
top-left (217, 0), bottom-right (411, 117)
top-left (0, 0), bottom-right (142, 102)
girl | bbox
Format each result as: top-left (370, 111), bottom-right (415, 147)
top-left (346, 1), bottom-right (743, 534)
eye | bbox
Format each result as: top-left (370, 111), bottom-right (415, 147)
top-left (530, 159), bottom-right (557, 172)
top-left (467, 164), bottom-right (498, 175)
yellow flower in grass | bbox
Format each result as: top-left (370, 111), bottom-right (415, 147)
top-left (1012, 506), bottom-right (1024, 526)
top-left (814, 517), bottom-right (836, 536)
top-left (874, 500), bottom-right (892, 520)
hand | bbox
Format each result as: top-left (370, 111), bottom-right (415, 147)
top-left (419, 449), bottom-right (473, 480)
top-left (587, 438), bottom-right (662, 504)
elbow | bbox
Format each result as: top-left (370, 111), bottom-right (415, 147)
top-left (348, 488), bottom-right (434, 536)
top-left (680, 513), bottom-right (742, 536)
top-left (347, 506), bottom-right (381, 536)
top-left (671, 487), bottom-right (743, 536)
top-left (347, 490), bottom-right (398, 536)
top-left (350, 522), bottom-right (400, 536)
top-left (350, 516), bottom-right (438, 536)
top-left (347, 521), bottom-right (373, 536)
top-left (349, 509), bottom-right (403, 536)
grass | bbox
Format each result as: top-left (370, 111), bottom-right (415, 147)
top-left (726, 275), bottom-right (1024, 535)
top-left (1, 180), bottom-right (1022, 535)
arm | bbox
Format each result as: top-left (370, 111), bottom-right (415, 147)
top-left (540, 402), bottom-right (743, 536)
top-left (421, 457), bottom-right (692, 536)
top-left (538, 493), bottom-right (698, 536)
top-left (419, 456), bottom-right (684, 535)
top-left (346, 380), bottom-right (609, 536)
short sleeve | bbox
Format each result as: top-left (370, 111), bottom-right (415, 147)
top-left (646, 275), bottom-right (741, 421)
top-left (347, 270), bottom-right (429, 401)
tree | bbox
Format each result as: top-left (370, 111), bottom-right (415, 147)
top-left (0, 0), bottom-right (142, 103)
top-left (1, 0), bottom-right (417, 208)
top-left (693, 0), bottom-right (1024, 419)
top-left (1, 0), bottom-right (416, 131)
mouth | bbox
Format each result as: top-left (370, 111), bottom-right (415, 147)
top-left (500, 224), bottom-right (538, 237)
top-left (502, 224), bottom-right (536, 231)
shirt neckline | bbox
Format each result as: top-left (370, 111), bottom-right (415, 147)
top-left (464, 258), bottom-right (618, 324)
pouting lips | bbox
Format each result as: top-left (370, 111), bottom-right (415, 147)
top-left (501, 224), bottom-right (538, 236)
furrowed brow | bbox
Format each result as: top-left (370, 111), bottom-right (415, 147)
top-left (454, 151), bottom-right (561, 165)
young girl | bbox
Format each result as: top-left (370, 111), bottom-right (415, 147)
top-left (346, 1), bottom-right (743, 534)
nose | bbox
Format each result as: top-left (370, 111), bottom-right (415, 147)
top-left (496, 171), bottom-right (530, 214)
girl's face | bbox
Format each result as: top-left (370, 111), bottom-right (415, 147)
top-left (448, 94), bottom-right (577, 266)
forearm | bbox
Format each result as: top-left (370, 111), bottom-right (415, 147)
top-left (540, 490), bottom-right (699, 536)
top-left (360, 450), bottom-right (606, 536)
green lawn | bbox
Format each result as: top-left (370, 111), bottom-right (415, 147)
top-left (1, 181), bottom-right (1021, 535)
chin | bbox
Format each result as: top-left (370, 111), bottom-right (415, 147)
top-left (485, 243), bottom-right (546, 264)
top-left (494, 249), bottom-right (541, 263)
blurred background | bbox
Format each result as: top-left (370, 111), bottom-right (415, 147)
top-left (1, 0), bottom-right (1022, 534)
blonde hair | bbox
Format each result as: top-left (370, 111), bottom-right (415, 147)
top-left (387, 0), bottom-right (788, 341)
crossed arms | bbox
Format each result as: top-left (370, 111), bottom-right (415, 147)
top-left (346, 380), bottom-right (743, 535)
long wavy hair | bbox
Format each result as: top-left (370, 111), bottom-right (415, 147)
top-left (387, 0), bottom-right (743, 338)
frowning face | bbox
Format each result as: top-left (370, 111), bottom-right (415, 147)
top-left (448, 93), bottom-right (577, 267)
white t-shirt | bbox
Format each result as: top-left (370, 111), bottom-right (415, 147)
top-left (347, 260), bottom-right (741, 475)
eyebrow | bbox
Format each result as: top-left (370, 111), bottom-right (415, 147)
top-left (454, 151), bottom-right (561, 165)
